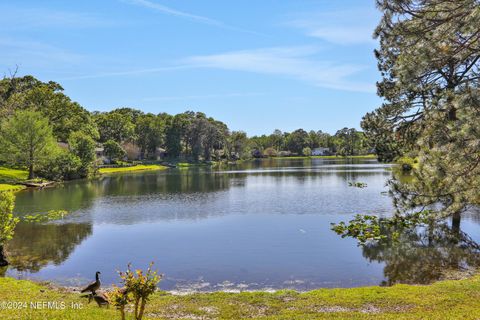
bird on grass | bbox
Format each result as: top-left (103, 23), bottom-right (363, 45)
top-left (82, 291), bottom-right (110, 307)
top-left (81, 271), bottom-right (101, 295)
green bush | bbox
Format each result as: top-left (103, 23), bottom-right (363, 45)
top-left (35, 151), bottom-right (82, 181)
top-left (302, 147), bottom-right (312, 156)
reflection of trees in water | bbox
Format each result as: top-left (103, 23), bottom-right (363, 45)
top-left (97, 170), bottom-right (232, 195)
top-left (5, 222), bottom-right (92, 272)
top-left (14, 180), bottom-right (98, 216)
top-left (362, 222), bottom-right (480, 286)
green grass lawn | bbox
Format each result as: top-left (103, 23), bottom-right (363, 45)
top-left (0, 167), bottom-right (28, 182)
top-left (0, 184), bottom-right (26, 192)
top-left (98, 164), bottom-right (168, 174)
top-left (1, 275), bottom-right (480, 319)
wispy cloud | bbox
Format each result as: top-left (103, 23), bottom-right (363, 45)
top-left (184, 46), bottom-right (375, 92)
top-left (0, 7), bottom-right (114, 29)
top-left (120, 0), bottom-right (265, 36)
top-left (60, 46), bottom-right (374, 92)
top-left (59, 65), bottom-right (192, 81)
top-left (0, 38), bottom-right (85, 68)
top-left (287, 9), bottom-right (379, 45)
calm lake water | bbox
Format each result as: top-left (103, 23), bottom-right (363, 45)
top-left (5, 158), bottom-right (480, 292)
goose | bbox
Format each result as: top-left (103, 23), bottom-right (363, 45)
top-left (81, 271), bottom-right (101, 295)
top-left (92, 292), bottom-right (109, 307)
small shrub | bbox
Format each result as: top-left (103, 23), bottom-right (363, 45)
top-left (263, 147), bottom-right (277, 157)
top-left (302, 147), bottom-right (312, 156)
top-left (116, 263), bottom-right (162, 320)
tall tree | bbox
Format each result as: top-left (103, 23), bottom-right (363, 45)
top-left (362, 0), bottom-right (480, 220)
top-left (94, 111), bottom-right (135, 143)
top-left (0, 110), bottom-right (58, 179)
top-left (0, 75), bottom-right (98, 141)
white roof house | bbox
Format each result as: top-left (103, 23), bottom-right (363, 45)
top-left (312, 147), bottom-right (330, 156)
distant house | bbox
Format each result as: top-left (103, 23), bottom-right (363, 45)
top-left (94, 146), bottom-right (109, 164)
top-left (312, 147), bottom-right (330, 156)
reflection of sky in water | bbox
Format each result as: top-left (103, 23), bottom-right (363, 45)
top-left (6, 159), bottom-right (480, 292)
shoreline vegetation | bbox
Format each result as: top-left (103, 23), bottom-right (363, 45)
top-left (97, 164), bottom-right (168, 174)
top-left (0, 155), bottom-right (378, 192)
top-left (1, 275), bottom-right (480, 319)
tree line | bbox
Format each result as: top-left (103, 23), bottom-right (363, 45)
top-left (0, 75), bottom-right (371, 181)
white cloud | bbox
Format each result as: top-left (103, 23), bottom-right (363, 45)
top-left (184, 46), bottom-right (375, 92)
top-left (120, 0), bottom-right (264, 35)
top-left (287, 9), bottom-right (379, 45)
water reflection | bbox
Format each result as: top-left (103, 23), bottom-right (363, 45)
top-left (5, 222), bottom-right (92, 272)
top-left (5, 158), bottom-right (480, 290)
top-left (362, 222), bottom-right (480, 286)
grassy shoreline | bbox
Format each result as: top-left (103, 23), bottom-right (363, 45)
top-left (273, 154), bottom-right (377, 160)
top-left (98, 164), bottom-right (168, 174)
top-left (1, 275), bottom-right (479, 319)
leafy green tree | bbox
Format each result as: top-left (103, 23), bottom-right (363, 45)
top-left (335, 128), bottom-right (361, 156)
top-left (0, 110), bottom-right (59, 179)
top-left (285, 129), bottom-right (309, 154)
top-left (136, 114), bottom-right (165, 159)
top-left (270, 129), bottom-right (284, 151)
top-left (0, 75), bottom-right (98, 141)
top-left (228, 131), bottom-right (248, 159)
top-left (104, 140), bottom-right (126, 163)
top-left (94, 111), bottom-right (135, 143)
top-left (68, 131), bottom-right (97, 177)
top-left (0, 191), bottom-right (19, 266)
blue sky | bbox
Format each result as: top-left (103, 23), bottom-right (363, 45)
top-left (0, 0), bottom-right (382, 135)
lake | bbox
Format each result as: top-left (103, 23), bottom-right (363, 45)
top-left (5, 158), bottom-right (480, 292)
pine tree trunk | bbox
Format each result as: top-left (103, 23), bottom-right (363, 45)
top-left (451, 211), bottom-right (461, 235)
top-left (0, 245), bottom-right (9, 267)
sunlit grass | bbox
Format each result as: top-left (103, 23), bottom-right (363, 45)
top-left (0, 184), bottom-right (26, 192)
top-left (0, 167), bottom-right (29, 182)
top-left (98, 164), bottom-right (168, 174)
top-left (1, 275), bottom-right (480, 319)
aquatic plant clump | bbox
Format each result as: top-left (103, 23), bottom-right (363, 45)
top-left (23, 210), bottom-right (69, 223)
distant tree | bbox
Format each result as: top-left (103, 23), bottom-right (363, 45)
top-left (302, 147), bottom-right (312, 156)
top-left (136, 114), bottom-right (165, 159)
top-left (285, 129), bottom-right (309, 154)
top-left (0, 110), bottom-right (58, 179)
top-left (68, 131), bottom-right (97, 177)
top-left (104, 140), bottom-right (126, 163)
top-left (228, 131), bottom-right (248, 159)
top-left (0, 191), bottom-right (19, 266)
top-left (94, 111), bottom-right (135, 143)
top-left (270, 129), bottom-right (284, 151)
top-left (307, 130), bottom-right (320, 149)
top-left (263, 147), bottom-right (277, 157)
top-left (335, 128), bottom-right (360, 156)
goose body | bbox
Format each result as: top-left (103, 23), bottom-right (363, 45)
top-left (81, 271), bottom-right (101, 294)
